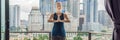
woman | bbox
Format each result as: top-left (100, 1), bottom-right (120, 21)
top-left (48, 2), bottom-right (70, 40)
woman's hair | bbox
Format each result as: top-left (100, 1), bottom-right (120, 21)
top-left (56, 1), bottom-right (62, 4)
top-left (56, 2), bottom-right (62, 10)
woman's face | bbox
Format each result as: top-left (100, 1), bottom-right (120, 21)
top-left (56, 2), bottom-right (62, 11)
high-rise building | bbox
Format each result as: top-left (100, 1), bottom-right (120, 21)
top-left (98, 10), bottom-right (107, 25)
top-left (39, 0), bottom-right (53, 14)
top-left (98, 10), bottom-right (113, 28)
top-left (80, 10), bottom-right (84, 15)
top-left (9, 5), bottom-right (20, 32)
top-left (82, 0), bottom-right (102, 32)
top-left (20, 20), bottom-right (28, 32)
top-left (28, 7), bottom-right (43, 31)
top-left (84, 0), bottom-right (98, 23)
top-left (67, 0), bottom-right (72, 13)
top-left (72, 0), bottom-right (80, 18)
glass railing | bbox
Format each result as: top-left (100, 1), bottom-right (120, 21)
top-left (1, 31), bottom-right (112, 40)
top-left (91, 32), bottom-right (112, 40)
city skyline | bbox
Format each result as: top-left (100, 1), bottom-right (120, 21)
top-left (8, 0), bottom-right (113, 31)
top-left (9, 0), bottom-right (105, 20)
top-left (8, 0), bottom-right (112, 32)
top-left (1, 0), bottom-right (114, 40)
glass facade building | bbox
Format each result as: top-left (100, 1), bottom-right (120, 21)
top-left (1, 0), bottom-right (5, 40)
top-left (9, 5), bottom-right (20, 32)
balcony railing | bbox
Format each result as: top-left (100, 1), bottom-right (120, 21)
top-left (1, 31), bottom-right (112, 40)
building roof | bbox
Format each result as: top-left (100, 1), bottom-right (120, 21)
top-left (32, 6), bottom-right (39, 10)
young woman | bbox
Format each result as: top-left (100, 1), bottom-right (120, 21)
top-left (48, 2), bottom-right (70, 40)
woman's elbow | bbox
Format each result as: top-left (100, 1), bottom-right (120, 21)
top-left (48, 20), bottom-right (51, 22)
top-left (66, 20), bottom-right (70, 23)
top-left (48, 20), bottom-right (53, 22)
top-left (68, 20), bottom-right (70, 22)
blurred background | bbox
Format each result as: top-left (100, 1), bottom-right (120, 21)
top-left (1, 0), bottom-right (114, 40)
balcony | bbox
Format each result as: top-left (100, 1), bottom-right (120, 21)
top-left (1, 31), bottom-right (112, 40)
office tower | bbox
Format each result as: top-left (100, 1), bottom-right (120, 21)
top-left (84, 0), bottom-right (98, 22)
top-left (39, 0), bottom-right (53, 14)
top-left (72, 0), bottom-right (80, 18)
top-left (82, 0), bottom-right (102, 32)
top-left (28, 7), bottom-right (43, 31)
top-left (98, 10), bottom-right (113, 28)
top-left (67, 0), bottom-right (72, 13)
top-left (80, 10), bottom-right (84, 15)
top-left (9, 5), bottom-right (20, 32)
top-left (98, 10), bottom-right (107, 25)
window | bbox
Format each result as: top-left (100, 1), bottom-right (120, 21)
top-left (1, 0), bottom-right (6, 40)
top-left (7, 0), bottom-right (114, 40)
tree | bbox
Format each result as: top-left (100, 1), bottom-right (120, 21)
top-left (101, 30), bottom-right (107, 32)
top-left (38, 34), bottom-right (49, 40)
top-left (24, 37), bottom-right (30, 40)
top-left (33, 37), bottom-right (38, 40)
top-left (73, 36), bottom-right (82, 40)
top-left (77, 32), bottom-right (88, 36)
top-left (73, 33), bottom-right (83, 40)
top-left (38, 34), bottom-right (43, 40)
top-left (43, 35), bottom-right (49, 40)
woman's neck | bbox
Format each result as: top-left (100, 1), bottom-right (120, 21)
top-left (56, 11), bottom-right (61, 14)
top-left (56, 11), bottom-right (62, 16)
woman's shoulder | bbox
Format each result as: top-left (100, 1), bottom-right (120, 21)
top-left (50, 13), bottom-right (55, 17)
top-left (63, 13), bottom-right (67, 16)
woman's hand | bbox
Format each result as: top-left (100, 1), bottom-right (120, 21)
top-left (54, 20), bottom-right (59, 22)
top-left (59, 20), bottom-right (64, 22)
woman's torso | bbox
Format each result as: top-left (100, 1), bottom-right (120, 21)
top-left (52, 13), bottom-right (66, 37)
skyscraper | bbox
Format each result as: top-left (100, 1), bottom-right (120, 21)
top-left (9, 5), bottom-right (20, 32)
top-left (80, 10), bottom-right (84, 15)
top-left (67, 0), bottom-right (72, 13)
top-left (82, 0), bottom-right (101, 32)
top-left (98, 10), bottom-right (106, 25)
top-left (72, 0), bottom-right (80, 18)
top-left (98, 10), bottom-right (113, 28)
top-left (28, 7), bottom-right (43, 31)
top-left (39, 0), bottom-right (53, 14)
top-left (84, 0), bottom-right (98, 23)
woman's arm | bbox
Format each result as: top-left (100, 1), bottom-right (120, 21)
top-left (60, 14), bottom-right (70, 23)
top-left (48, 14), bottom-right (58, 22)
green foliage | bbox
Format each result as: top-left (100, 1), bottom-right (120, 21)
top-left (23, 34), bottom-right (49, 40)
top-left (101, 30), bottom-right (107, 32)
top-left (24, 37), bottom-right (30, 40)
top-left (73, 32), bottom-right (83, 40)
top-left (38, 34), bottom-right (49, 40)
top-left (73, 36), bottom-right (82, 40)
top-left (33, 37), bottom-right (38, 40)
top-left (77, 32), bottom-right (88, 36)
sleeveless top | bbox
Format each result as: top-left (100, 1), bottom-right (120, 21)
top-left (52, 13), bottom-right (66, 37)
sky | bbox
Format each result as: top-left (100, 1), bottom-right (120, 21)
top-left (9, 0), bottom-right (105, 20)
